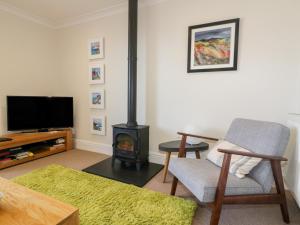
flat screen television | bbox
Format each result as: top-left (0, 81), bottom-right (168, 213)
top-left (7, 96), bottom-right (74, 131)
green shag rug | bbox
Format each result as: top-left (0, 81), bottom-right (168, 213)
top-left (13, 165), bottom-right (197, 225)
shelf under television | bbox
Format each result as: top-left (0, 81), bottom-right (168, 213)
top-left (0, 130), bottom-right (73, 170)
top-left (0, 146), bottom-right (66, 169)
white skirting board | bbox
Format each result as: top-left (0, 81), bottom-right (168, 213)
top-left (74, 139), bottom-right (165, 165)
top-left (75, 139), bottom-right (211, 165)
top-left (75, 139), bottom-right (113, 156)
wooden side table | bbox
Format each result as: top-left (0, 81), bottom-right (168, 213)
top-left (159, 140), bottom-right (209, 182)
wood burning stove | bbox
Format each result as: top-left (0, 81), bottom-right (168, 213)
top-left (112, 0), bottom-right (149, 171)
top-left (112, 124), bottom-right (149, 170)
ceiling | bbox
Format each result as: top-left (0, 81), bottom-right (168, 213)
top-left (0, 0), bottom-right (130, 27)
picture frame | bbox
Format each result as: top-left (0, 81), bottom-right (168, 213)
top-left (187, 18), bottom-right (239, 73)
top-left (89, 62), bottom-right (105, 84)
top-left (90, 116), bottom-right (106, 135)
top-left (88, 38), bottom-right (104, 60)
top-left (89, 89), bottom-right (105, 109)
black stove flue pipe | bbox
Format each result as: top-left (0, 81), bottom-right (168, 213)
top-left (127, 0), bottom-right (138, 127)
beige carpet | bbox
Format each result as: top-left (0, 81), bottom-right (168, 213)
top-left (1, 149), bottom-right (299, 225)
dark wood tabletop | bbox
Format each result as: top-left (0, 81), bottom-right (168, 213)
top-left (159, 140), bottom-right (209, 152)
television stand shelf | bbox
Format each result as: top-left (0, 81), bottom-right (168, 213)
top-left (0, 130), bottom-right (73, 170)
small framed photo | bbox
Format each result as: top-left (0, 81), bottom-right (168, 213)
top-left (91, 116), bottom-right (106, 135)
top-left (89, 89), bottom-right (105, 109)
top-left (188, 18), bottom-right (239, 73)
top-left (89, 62), bottom-right (105, 84)
top-left (88, 38), bottom-right (104, 59)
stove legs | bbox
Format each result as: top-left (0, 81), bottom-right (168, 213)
top-left (136, 162), bottom-right (141, 171)
top-left (112, 156), bottom-right (147, 171)
top-left (111, 156), bottom-right (115, 167)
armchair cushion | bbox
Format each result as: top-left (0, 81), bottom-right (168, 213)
top-left (207, 140), bottom-right (262, 178)
top-left (169, 158), bottom-right (264, 203)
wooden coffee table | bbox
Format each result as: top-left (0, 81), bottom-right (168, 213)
top-left (0, 177), bottom-right (79, 225)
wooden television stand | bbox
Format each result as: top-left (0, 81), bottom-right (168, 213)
top-left (0, 129), bottom-right (73, 170)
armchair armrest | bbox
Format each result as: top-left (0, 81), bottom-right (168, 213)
top-left (177, 132), bottom-right (219, 141)
top-left (218, 149), bottom-right (287, 161)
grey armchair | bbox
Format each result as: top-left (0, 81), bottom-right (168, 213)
top-left (169, 118), bottom-right (290, 225)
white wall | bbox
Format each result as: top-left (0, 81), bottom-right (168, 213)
top-left (56, 12), bottom-right (128, 145)
top-left (290, 66), bottom-right (300, 114)
top-left (145, 0), bottom-right (300, 156)
top-left (56, 9), bottom-right (148, 149)
top-left (55, 0), bottom-right (299, 160)
top-left (0, 11), bottom-right (60, 134)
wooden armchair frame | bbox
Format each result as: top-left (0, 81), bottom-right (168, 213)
top-left (170, 132), bottom-right (290, 225)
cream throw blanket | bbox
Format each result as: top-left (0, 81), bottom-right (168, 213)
top-left (207, 140), bottom-right (262, 178)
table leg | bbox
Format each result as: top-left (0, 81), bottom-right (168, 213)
top-left (163, 152), bottom-right (171, 183)
top-left (195, 150), bottom-right (201, 159)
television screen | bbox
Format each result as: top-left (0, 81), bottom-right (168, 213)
top-left (7, 96), bottom-right (73, 131)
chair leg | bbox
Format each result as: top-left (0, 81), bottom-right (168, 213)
top-left (210, 204), bottom-right (223, 225)
top-left (170, 176), bottom-right (178, 195)
top-left (210, 153), bottom-right (232, 225)
top-left (271, 160), bottom-right (290, 223)
top-left (195, 150), bottom-right (201, 159)
top-left (162, 152), bottom-right (171, 183)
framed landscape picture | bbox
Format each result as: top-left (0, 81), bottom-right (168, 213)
top-left (88, 38), bottom-right (104, 59)
top-left (187, 18), bottom-right (239, 73)
top-left (89, 62), bottom-right (105, 84)
top-left (91, 116), bottom-right (106, 135)
top-left (89, 89), bottom-right (105, 109)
